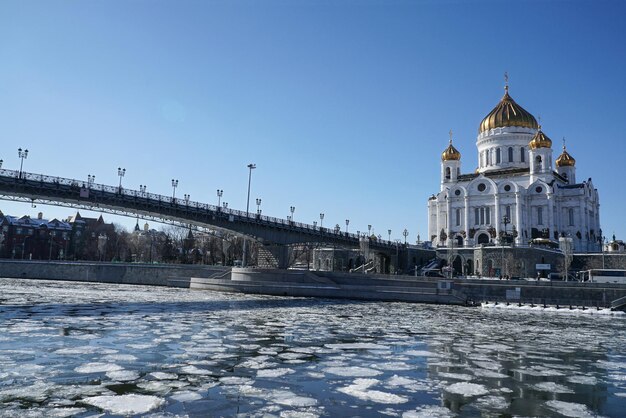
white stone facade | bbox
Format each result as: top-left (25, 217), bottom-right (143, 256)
top-left (428, 96), bottom-right (601, 253)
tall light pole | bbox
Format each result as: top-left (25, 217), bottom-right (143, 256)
top-left (117, 167), bottom-right (125, 190)
top-left (139, 184), bottom-right (147, 194)
top-left (18, 148), bottom-right (28, 178)
top-left (290, 206), bottom-right (295, 222)
top-left (217, 189), bottom-right (223, 207)
top-left (256, 198), bottom-right (262, 214)
top-left (320, 213), bottom-right (324, 228)
top-left (243, 163), bottom-right (256, 267)
top-left (171, 179), bottom-right (178, 200)
top-left (184, 194), bottom-right (190, 205)
top-left (501, 215), bottom-right (510, 278)
top-left (223, 202), bottom-right (228, 209)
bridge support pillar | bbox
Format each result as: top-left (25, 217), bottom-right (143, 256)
top-left (257, 244), bottom-right (289, 269)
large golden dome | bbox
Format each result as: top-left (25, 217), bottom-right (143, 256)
top-left (479, 87), bottom-right (539, 133)
top-left (528, 126), bottom-right (553, 150)
top-left (441, 140), bottom-right (461, 161)
top-left (556, 144), bottom-right (576, 167)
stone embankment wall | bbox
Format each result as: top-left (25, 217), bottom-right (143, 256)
top-left (0, 260), bottom-right (230, 287)
top-left (572, 254), bottom-right (626, 270)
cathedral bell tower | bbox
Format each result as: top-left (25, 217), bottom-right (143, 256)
top-left (528, 125), bottom-right (554, 183)
top-left (556, 139), bottom-right (576, 184)
top-left (441, 130), bottom-right (461, 191)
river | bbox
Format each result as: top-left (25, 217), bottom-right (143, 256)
top-left (1, 278), bottom-right (625, 417)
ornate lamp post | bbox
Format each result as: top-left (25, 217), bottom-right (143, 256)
top-left (368, 225), bottom-right (372, 238)
top-left (290, 206), bottom-right (295, 222)
top-left (171, 179), bottom-right (178, 200)
top-left (320, 213), bottom-right (324, 228)
top-left (0, 159), bottom-right (3, 169)
top-left (223, 202), bottom-right (228, 209)
top-left (243, 163), bottom-right (256, 267)
top-left (139, 184), bottom-right (147, 194)
top-left (217, 189), bottom-right (223, 207)
top-left (388, 229), bottom-right (391, 242)
top-left (256, 198), bottom-right (262, 214)
top-left (88, 175), bottom-right (95, 187)
top-left (403, 229), bottom-right (409, 245)
top-left (184, 194), bottom-right (190, 205)
top-left (117, 167), bottom-right (125, 191)
top-left (345, 219), bottom-right (349, 234)
top-left (18, 148), bottom-right (28, 177)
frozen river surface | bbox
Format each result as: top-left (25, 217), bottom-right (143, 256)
top-left (1, 278), bottom-right (626, 417)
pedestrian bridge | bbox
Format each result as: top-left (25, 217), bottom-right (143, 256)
top-left (0, 169), bottom-right (410, 267)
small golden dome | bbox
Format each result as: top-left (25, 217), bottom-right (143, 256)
top-left (556, 144), bottom-right (576, 167)
top-left (441, 140), bottom-right (461, 161)
top-left (479, 87), bottom-right (539, 133)
top-left (528, 126), bottom-right (553, 149)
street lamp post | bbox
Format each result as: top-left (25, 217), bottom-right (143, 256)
top-left (139, 184), bottom-right (147, 194)
top-left (501, 215), bottom-right (510, 278)
top-left (0, 159), bottom-right (3, 169)
top-left (117, 167), bottom-right (125, 190)
top-left (184, 194), bottom-right (190, 205)
top-left (320, 213), bottom-right (324, 228)
top-left (171, 179), bottom-right (178, 200)
top-left (345, 219), bottom-right (349, 234)
top-left (388, 229), bottom-right (391, 243)
top-left (88, 175), bottom-right (95, 188)
top-left (290, 206), bottom-right (295, 222)
top-left (223, 202), bottom-right (228, 209)
top-left (368, 225), bottom-right (372, 239)
top-left (243, 163), bottom-right (256, 267)
top-left (18, 148), bottom-right (28, 178)
top-left (217, 189), bottom-right (223, 207)
top-left (256, 198), bottom-right (262, 214)
top-left (403, 229), bottom-right (408, 245)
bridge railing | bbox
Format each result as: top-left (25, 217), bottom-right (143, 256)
top-left (1, 169), bottom-right (423, 248)
top-left (1, 168), bottom-right (380, 242)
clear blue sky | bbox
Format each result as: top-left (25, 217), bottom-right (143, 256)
top-left (1, 0), bottom-right (625, 243)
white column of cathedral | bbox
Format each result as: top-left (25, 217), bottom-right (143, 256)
top-left (515, 192), bottom-right (523, 245)
top-left (494, 194), bottom-right (500, 242)
top-left (464, 195), bottom-right (470, 245)
top-left (446, 196), bottom-right (451, 241)
top-left (547, 191), bottom-right (554, 240)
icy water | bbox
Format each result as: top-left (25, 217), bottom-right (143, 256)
top-left (1, 279), bottom-right (626, 418)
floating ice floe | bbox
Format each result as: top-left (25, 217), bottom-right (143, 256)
top-left (219, 376), bottom-right (255, 385)
top-left (338, 378), bottom-right (408, 404)
top-left (180, 365), bottom-right (213, 375)
top-left (74, 362), bottom-right (123, 373)
top-left (403, 350), bottom-right (441, 357)
top-left (324, 366), bottom-right (383, 377)
top-left (170, 390), bottom-right (203, 402)
top-left (544, 400), bottom-right (597, 418)
top-left (444, 382), bottom-right (488, 397)
top-left (324, 343), bottom-right (390, 350)
top-left (402, 405), bottom-right (454, 418)
top-left (105, 369), bottom-right (140, 381)
top-left (437, 372), bottom-right (474, 381)
top-left (567, 375), bottom-right (598, 385)
top-left (473, 395), bottom-right (509, 410)
top-left (150, 372), bottom-right (178, 380)
top-left (270, 390), bottom-right (318, 407)
top-left (256, 368), bottom-right (295, 378)
top-left (82, 394), bottom-right (165, 415)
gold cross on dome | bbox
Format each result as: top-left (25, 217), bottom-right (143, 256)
top-left (504, 71), bottom-right (509, 91)
top-left (449, 129), bottom-right (453, 144)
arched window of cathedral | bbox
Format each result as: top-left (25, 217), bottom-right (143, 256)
top-left (568, 208), bottom-right (574, 226)
top-left (457, 167), bottom-right (460, 176)
top-left (455, 209), bottom-right (461, 226)
top-left (485, 151), bottom-right (490, 165)
top-left (508, 147), bottom-right (514, 162)
top-left (520, 147), bottom-right (526, 162)
top-left (496, 148), bottom-right (501, 164)
top-left (445, 167), bottom-right (451, 179)
top-left (535, 155), bottom-right (542, 171)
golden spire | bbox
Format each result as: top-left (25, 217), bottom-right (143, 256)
top-left (556, 137), bottom-right (576, 167)
top-left (504, 71), bottom-right (509, 93)
top-left (442, 129), bottom-right (461, 161)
